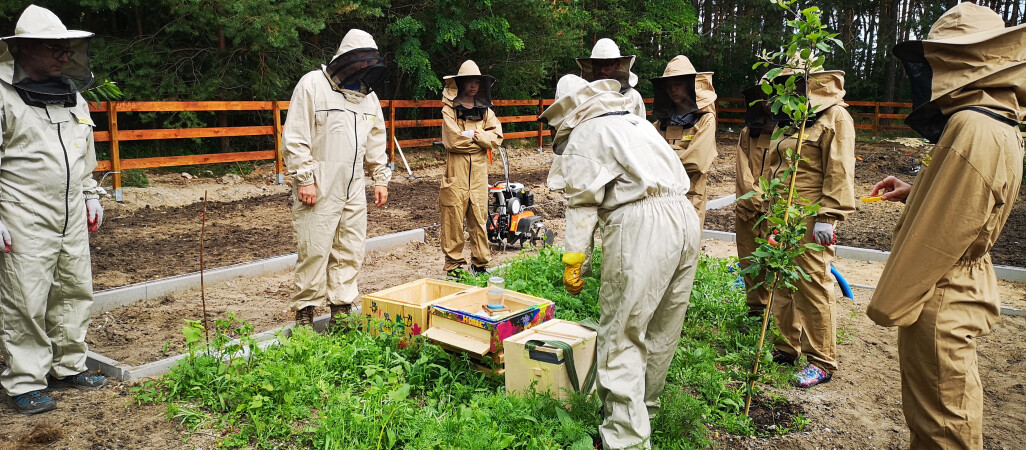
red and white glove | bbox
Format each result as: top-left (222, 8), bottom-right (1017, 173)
top-left (86, 198), bottom-right (104, 232)
top-left (813, 222), bottom-right (835, 246)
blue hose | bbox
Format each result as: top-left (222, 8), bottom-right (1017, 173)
top-left (831, 264), bottom-right (854, 299)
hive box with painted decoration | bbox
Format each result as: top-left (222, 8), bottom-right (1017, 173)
top-left (504, 319), bottom-right (597, 400)
top-left (361, 278), bottom-right (472, 337)
top-left (422, 287), bottom-right (555, 357)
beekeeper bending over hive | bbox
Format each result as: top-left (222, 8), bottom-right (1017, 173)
top-left (542, 74), bottom-right (700, 449)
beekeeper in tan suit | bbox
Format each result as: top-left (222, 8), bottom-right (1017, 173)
top-left (283, 29), bottom-right (391, 328)
top-left (867, 4), bottom-right (1026, 448)
top-left (767, 65), bottom-right (856, 387)
top-left (578, 38), bottom-right (646, 118)
top-left (651, 55), bottom-right (717, 228)
top-left (0, 5), bottom-right (109, 415)
top-left (543, 75), bottom-right (700, 449)
top-left (439, 60), bottom-right (503, 276)
top-left (735, 84), bottom-right (777, 319)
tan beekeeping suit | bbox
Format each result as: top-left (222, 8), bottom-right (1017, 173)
top-left (577, 38), bottom-right (647, 118)
top-left (543, 75), bottom-right (700, 449)
top-left (868, 4), bottom-right (1026, 448)
top-left (0, 5), bottom-right (104, 396)
top-left (767, 69), bottom-right (856, 372)
top-left (735, 126), bottom-right (774, 315)
top-left (651, 55), bottom-right (717, 228)
top-left (439, 60), bottom-right (503, 272)
top-left (283, 29), bottom-right (392, 311)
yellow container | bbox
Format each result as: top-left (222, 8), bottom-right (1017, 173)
top-left (503, 319), bottom-right (597, 399)
top-left (361, 278), bottom-right (472, 337)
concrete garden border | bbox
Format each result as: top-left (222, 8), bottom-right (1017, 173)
top-left (85, 228), bottom-right (424, 381)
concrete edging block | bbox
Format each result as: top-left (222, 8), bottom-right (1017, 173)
top-left (92, 229), bottom-right (425, 313)
top-left (87, 229), bottom-right (424, 381)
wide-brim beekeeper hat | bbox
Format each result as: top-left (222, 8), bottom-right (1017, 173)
top-left (0, 4), bottom-right (94, 94)
top-left (577, 38), bottom-right (638, 88)
top-left (892, 2), bottom-right (1026, 142)
top-left (650, 55), bottom-right (716, 120)
top-left (539, 74), bottom-right (627, 154)
top-left (324, 29), bottom-right (386, 94)
top-left (442, 59), bottom-right (495, 107)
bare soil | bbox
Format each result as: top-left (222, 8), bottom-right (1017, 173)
top-left (2, 135), bottom-right (1024, 449)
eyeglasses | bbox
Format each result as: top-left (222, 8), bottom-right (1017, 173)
top-left (40, 43), bottom-right (75, 59)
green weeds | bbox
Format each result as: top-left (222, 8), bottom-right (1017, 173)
top-left (139, 250), bottom-right (800, 447)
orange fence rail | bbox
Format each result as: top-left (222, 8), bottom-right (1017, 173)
top-left (87, 98), bottom-right (922, 199)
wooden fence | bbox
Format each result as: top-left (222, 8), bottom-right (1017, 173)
top-left (88, 97), bottom-right (916, 199)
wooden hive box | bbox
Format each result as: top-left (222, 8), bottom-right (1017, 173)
top-left (422, 287), bottom-right (555, 358)
top-left (361, 278), bottom-right (473, 337)
top-left (504, 319), bottom-right (598, 399)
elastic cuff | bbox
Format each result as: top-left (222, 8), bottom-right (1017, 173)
top-left (816, 218), bottom-right (837, 225)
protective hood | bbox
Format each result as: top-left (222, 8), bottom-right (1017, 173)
top-left (893, 2), bottom-right (1026, 143)
top-left (442, 59), bottom-right (495, 120)
top-left (538, 75), bottom-right (630, 154)
top-left (323, 29), bottom-right (386, 95)
top-left (0, 4), bottom-right (94, 100)
top-left (577, 38), bottom-right (638, 88)
top-left (650, 55), bottom-right (716, 128)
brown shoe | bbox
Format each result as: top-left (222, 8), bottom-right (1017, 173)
top-left (295, 306), bottom-right (315, 327)
top-left (328, 304), bottom-right (352, 331)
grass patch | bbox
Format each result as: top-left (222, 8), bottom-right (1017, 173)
top-left (137, 248), bottom-right (799, 448)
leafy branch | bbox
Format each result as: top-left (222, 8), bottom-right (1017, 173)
top-left (738, 0), bottom-right (842, 416)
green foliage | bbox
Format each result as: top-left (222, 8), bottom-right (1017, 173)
top-left (119, 168), bottom-right (150, 188)
top-left (138, 250), bottom-right (799, 447)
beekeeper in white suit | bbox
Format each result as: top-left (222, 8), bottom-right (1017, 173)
top-left (0, 4), bottom-right (108, 415)
top-left (542, 74), bottom-right (700, 449)
top-left (283, 29), bottom-right (392, 330)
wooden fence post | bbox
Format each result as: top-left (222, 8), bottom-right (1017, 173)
top-left (272, 101), bottom-right (284, 184)
top-left (537, 99), bottom-right (544, 149)
top-left (873, 103), bottom-right (880, 140)
top-left (389, 100), bottom-right (397, 166)
top-left (108, 101), bottom-right (123, 201)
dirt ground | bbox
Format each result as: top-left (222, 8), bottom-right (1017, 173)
top-left (2, 135), bottom-right (1025, 448)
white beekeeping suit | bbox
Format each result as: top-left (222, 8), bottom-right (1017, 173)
top-left (0, 4), bottom-right (108, 414)
top-left (283, 29), bottom-right (392, 329)
top-left (542, 75), bottom-right (700, 449)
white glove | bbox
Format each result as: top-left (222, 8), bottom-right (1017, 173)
top-left (86, 198), bottom-right (104, 232)
top-left (813, 222), bottom-right (834, 246)
top-left (461, 130), bottom-right (475, 139)
top-left (0, 220), bottom-right (10, 252)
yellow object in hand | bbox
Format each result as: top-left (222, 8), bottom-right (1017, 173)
top-left (562, 252), bottom-right (586, 295)
top-left (860, 195), bottom-right (883, 203)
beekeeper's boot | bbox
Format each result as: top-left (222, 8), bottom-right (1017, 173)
top-left (295, 306), bottom-right (315, 327)
top-left (328, 304), bottom-right (352, 332)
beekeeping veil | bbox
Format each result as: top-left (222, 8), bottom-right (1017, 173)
top-left (0, 4), bottom-right (94, 104)
top-left (577, 38), bottom-right (639, 91)
top-left (538, 75), bottom-right (628, 155)
top-left (893, 2), bottom-right (1026, 144)
top-left (442, 60), bottom-right (495, 121)
top-left (324, 29), bottom-right (386, 95)
top-left (742, 84), bottom-right (776, 137)
top-left (650, 55), bottom-right (716, 130)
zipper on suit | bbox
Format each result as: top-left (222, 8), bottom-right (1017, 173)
top-left (47, 109), bottom-right (72, 236)
top-left (346, 111), bottom-right (358, 199)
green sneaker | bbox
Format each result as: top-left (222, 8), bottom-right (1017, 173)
top-left (8, 390), bottom-right (57, 415)
top-left (49, 371), bottom-right (108, 391)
